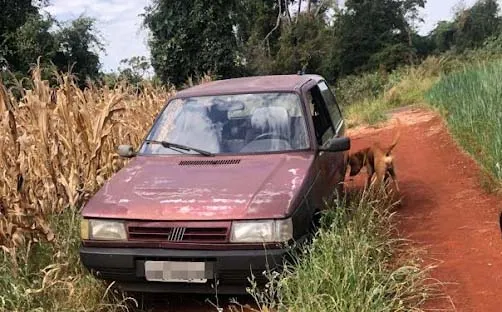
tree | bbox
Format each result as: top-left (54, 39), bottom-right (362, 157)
top-left (117, 56), bottom-right (151, 86)
top-left (429, 0), bottom-right (500, 53)
top-left (332, 0), bottom-right (427, 76)
top-left (52, 16), bottom-right (105, 87)
top-left (453, 0), bottom-right (500, 51)
top-left (235, 0), bottom-right (337, 77)
top-left (11, 13), bottom-right (58, 75)
top-left (0, 0), bottom-right (50, 74)
top-left (274, 14), bottom-right (333, 78)
top-left (0, 2), bottom-right (105, 88)
top-left (429, 20), bottom-right (457, 52)
top-left (143, 0), bottom-right (243, 87)
top-left (233, 0), bottom-right (284, 75)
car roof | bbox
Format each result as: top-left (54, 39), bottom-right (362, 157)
top-left (174, 74), bottom-right (323, 98)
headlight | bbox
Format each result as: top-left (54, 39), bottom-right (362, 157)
top-left (80, 219), bottom-right (127, 241)
top-left (230, 218), bottom-right (293, 243)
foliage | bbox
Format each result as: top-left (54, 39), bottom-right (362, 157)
top-left (0, 2), bottom-right (104, 87)
top-left (426, 59), bottom-right (502, 185)
top-left (52, 16), bottom-right (105, 87)
top-left (101, 56), bottom-right (153, 89)
top-left (140, 0), bottom-right (432, 84)
top-left (0, 0), bottom-right (42, 49)
top-left (337, 54), bottom-right (448, 126)
top-left (0, 0), bottom-right (49, 73)
top-left (335, 71), bottom-right (389, 106)
top-left (273, 14), bottom-right (333, 77)
top-left (234, 0), bottom-right (281, 75)
top-left (429, 0), bottom-right (501, 53)
top-left (118, 56), bottom-right (151, 84)
top-left (6, 13), bottom-right (57, 75)
top-left (0, 209), bottom-right (133, 312)
top-left (143, 0), bottom-right (243, 87)
top-left (332, 0), bottom-right (426, 77)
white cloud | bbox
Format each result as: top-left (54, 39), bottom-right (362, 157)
top-left (43, 0), bottom-right (152, 72)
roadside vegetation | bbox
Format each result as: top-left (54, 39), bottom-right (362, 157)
top-left (426, 59), bottom-right (502, 190)
top-left (338, 42), bottom-right (502, 192)
top-left (245, 187), bottom-right (433, 312)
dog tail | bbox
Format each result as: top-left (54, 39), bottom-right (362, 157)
top-left (386, 118), bottom-right (402, 155)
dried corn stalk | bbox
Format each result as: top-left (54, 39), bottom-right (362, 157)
top-left (0, 65), bottom-right (177, 258)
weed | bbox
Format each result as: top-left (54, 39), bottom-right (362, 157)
top-left (245, 186), bottom-right (436, 312)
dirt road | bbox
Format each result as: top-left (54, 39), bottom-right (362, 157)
top-left (347, 107), bottom-right (502, 312)
top-left (145, 106), bottom-right (502, 311)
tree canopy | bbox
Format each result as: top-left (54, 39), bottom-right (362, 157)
top-left (143, 0), bottom-right (244, 87)
top-left (1, 2), bottom-right (103, 86)
top-left (430, 0), bottom-right (501, 53)
top-left (2, 0), bottom-right (502, 88)
top-left (141, 0), bottom-right (430, 85)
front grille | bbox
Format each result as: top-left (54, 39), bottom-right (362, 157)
top-left (178, 159), bottom-right (241, 166)
top-left (128, 226), bottom-right (228, 243)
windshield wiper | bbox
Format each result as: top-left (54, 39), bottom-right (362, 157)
top-left (143, 140), bottom-right (214, 157)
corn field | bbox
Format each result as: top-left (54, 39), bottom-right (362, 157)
top-left (0, 66), bottom-right (174, 257)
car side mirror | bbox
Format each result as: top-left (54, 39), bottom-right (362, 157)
top-left (320, 136), bottom-right (351, 152)
top-left (117, 145), bottom-right (136, 158)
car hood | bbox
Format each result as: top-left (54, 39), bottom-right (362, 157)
top-left (82, 153), bottom-right (314, 221)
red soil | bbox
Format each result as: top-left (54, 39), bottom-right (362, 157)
top-left (347, 107), bottom-right (502, 312)
top-left (148, 106), bottom-right (502, 311)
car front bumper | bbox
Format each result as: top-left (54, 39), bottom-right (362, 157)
top-left (79, 241), bottom-right (303, 295)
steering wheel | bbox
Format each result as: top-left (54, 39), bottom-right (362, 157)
top-left (253, 132), bottom-right (290, 142)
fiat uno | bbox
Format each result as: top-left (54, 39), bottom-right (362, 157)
top-left (79, 74), bottom-right (350, 294)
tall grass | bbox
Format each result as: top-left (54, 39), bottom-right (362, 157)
top-left (339, 56), bottom-right (444, 126)
top-left (426, 59), bottom-right (502, 184)
top-left (246, 188), bottom-right (433, 312)
top-left (0, 65), bottom-right (173, 310)
top-left (337, 47), bottom-right (502, 127)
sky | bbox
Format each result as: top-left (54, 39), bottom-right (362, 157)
top-left (43, 0), bottom-right (479, 73)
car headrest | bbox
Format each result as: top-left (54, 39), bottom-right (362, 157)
top-left (250, 106), bottom-right (290, 134)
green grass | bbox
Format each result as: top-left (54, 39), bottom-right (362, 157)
top-left (0, 208), bottom-right (133, 312)
top-left (339, 57), bottom-right (440, 127)
top-left (426, 60), bottom-right (502, 184)
top-left (344, 97), bottom-right (390, 127)
top-left (247, 188), bottom-right (434, 312)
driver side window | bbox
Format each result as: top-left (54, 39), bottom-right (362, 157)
top-left (307, 86), bottom-right (335, 146)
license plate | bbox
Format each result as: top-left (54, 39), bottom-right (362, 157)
top-left (144, 261), bottom-right (208, 283)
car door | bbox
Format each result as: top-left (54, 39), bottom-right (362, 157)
top-left (306, 81), bottom-right (346, 209)
top-left (317, 80), bottom-right (347, 197)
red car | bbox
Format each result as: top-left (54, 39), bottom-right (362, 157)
top-left (79, 74), bottom-right (350, 294)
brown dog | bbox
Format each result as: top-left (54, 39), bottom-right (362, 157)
top-left (348, 118), bottom-right (402, 192)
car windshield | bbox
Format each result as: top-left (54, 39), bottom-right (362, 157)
top-left (139, 92), bottom-right (310, 155)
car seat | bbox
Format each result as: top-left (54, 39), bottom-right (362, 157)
top-left (242, 106), bottom-right (292, 152)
